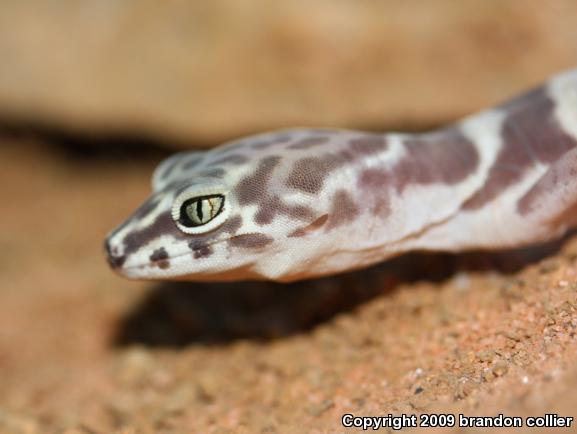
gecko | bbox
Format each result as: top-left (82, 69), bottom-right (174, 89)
top-left (105, 68), bottom-right (577, 282)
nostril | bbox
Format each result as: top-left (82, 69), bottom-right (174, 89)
top-left (104, 239), bottom-right (126, 269)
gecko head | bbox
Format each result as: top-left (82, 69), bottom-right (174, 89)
top-left (104, 169), bottom-right (276, 282)
top-left (104, 130), bottom-right (341, 282)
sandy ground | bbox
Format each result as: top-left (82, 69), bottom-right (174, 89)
top-left (1, 134), bottom-right (577, 434)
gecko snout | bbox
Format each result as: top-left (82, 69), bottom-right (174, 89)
top-left (104, 238), bottom-right (126, 270)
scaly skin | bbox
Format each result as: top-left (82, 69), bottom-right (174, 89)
top-left (105, 68), bottom-right (577, 282)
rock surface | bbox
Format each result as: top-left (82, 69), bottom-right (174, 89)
top-left (1, 1), bottom-right (576, 146)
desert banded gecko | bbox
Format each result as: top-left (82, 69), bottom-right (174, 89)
top-left (105, 68), bottom-right (577, 282)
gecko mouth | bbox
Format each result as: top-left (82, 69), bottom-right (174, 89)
top-left (115, 236), bottom-right (233, 274)
top-left (108, 254), bottom-right (127, 269)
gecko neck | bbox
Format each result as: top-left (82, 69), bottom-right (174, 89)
top-left (387, 71), bottom-right (577, 255)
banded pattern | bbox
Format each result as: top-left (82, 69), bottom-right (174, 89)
top-left (105, 68), bottom-right (577, 282)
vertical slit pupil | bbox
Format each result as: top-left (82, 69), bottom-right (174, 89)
top-left (196, 199), bottom-right (204, 222)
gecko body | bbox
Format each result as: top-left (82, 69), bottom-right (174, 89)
top-left (105, 68), bottom-right (577, 282)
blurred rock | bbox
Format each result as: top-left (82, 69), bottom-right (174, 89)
top-left (0, 1), bottom-right (576, 147)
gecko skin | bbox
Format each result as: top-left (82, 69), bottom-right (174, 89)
top-left (105, 68), bottom-right (577, 282)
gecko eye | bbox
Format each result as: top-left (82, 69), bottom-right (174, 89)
top-left (172, 185), bottom-right (231, 234)
top-left (179, 195), bottom-right (224, 227)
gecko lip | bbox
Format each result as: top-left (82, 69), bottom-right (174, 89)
top-left (108, 254), bottom-right (127, 269)
top-left (119, 237), bottom-right (232, 273)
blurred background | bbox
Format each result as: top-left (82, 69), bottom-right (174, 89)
top-left (2, 2), bottom-right (577, 433)
top-left (1, 1), bottom-right (576, 146)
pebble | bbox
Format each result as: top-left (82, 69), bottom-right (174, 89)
top-left (492, 361), bottom-right (509, 377)
top-left (454, 381), bottom-right (473, 400)
top-left (477, 350), bottom-right (496, 363)
top-left (308, 399), bottom-right (334, 417)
